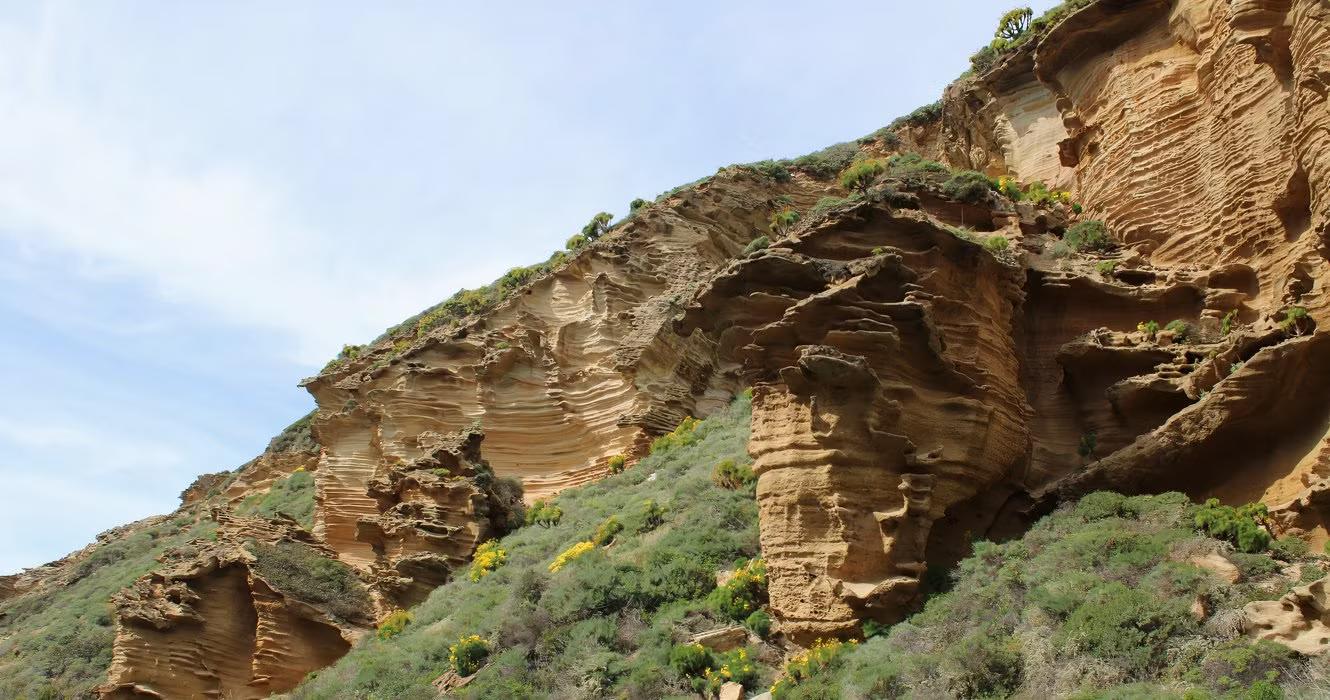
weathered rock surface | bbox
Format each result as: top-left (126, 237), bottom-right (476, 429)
top-left (1244, 576), bottom-right (1330, 655)
top-left (100, 510), bottom-right (367, 700)
top-left (8, 0), bottom-right (1330, 692)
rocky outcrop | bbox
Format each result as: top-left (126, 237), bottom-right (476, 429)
top-left (359, 427), bottom-right (523, 606)
top-left (1035, 0), bottom-right (1329, 319)
top-left (101, 510), bottom-right (368, 700)
top-left (300, 170), bottom-right (832, 567)
top-left (1244, 575), bottom-right (1330, 654)
top-left (681, 202), bottom-right (1031, 641)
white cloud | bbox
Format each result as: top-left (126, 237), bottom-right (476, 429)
top-left (0, 6), bottom-right (480, 366)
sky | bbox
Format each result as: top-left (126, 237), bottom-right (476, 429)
top-left (0, 0), bottom-right (1063, 574)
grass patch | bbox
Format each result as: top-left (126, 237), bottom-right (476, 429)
top-left (235, 469), bottom-right (316, 528)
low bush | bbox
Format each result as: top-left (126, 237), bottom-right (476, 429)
top-left (772, 638), bottom-right (858, 699)
top-left (1138, 320), bottom-right (1160, 340)
top-left (743, 236), bottom-right (770, 256)
top-left (744, 159), bottom-right (793, 183)
top-left (377, 610), bottom-right (412, 640)
top-left (943, 170), bottom-right (995, 204)
top-left (629, 197), bottom-right (648, 212)
top-left (548, 541), bottom-right (596, 573)
top-left (709, 559), bottom-right (767, 622)
top-left (248, 541), bottom-right (371, 622)
top-left (1281, 306), bottom-right (1310, 335)
top-left (985, 235), bottom-right (1010, 252)
top-left (449, 635), bottom-right (490, 676)
top-left (1096, 260), bottom-right (1118, 277)
top-left (1222, 309), bottom-right (1241, 336)
top-left (669, 642), bottom-right (713, 677)
top-left (712, 458), bottom-right (756, 490)
top-left (606, 454), bottom-right (626, 475)
top-left (791, 141), bottom-right (861, 179)
top-left (650, 416), bottom-right (701, 454)
top-left (745, 609), bottom-right (772, 638)
top-left (840, 158), bottom-right (887, 195)
top-left (809, 196), bottom-right (849, 217)
top-left (468, 540), bottom-right (507, 582)
top-left (1268, 535), bottom-right (1309, 561)
top-left (591, 517), bottom-right (623, 547)
top-left (1195, 499), bottom-right (1272, 553)
top-left (769, 207), bottom-right (800, 238)
top-left (1065, 220), bottom-right (1115, 252)
top-left (1165, 319), bottom-right (1192, 341)
top-left (236, 469), bottom-right (316, 528)
top-left (525, 499), bottom-right (563, 528)
top-left (888, 101), bottom-right (943, 130)
top-left (635, 498), bottom-right (667, 533)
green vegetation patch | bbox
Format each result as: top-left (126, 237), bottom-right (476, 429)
top-left (236, 469), bottom-right (316, 528)
top-left (0, 511), bottom-right (217, 699)
top-left (293, 394), bottom-right (763, 699)
top-left (247, 541), bottom-right (371, 623)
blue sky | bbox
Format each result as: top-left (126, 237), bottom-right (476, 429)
top-left (0, 0), bottom-right (1061, 574)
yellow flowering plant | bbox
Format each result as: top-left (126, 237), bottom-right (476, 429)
top-left (548, 540), bottom-right (595, 573)
top-left (468, 540), bottom-right (507, 582)
top-left (448, 634), bottom-right (490, 677)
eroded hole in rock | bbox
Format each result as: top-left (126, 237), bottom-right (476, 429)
top-left (1276, 165), bottom-right (1312, 242)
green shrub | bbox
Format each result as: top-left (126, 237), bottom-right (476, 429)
top-left (629, 197), bottom-right (649, 212)
top-left (791, 142), bottom-right (861, 179)
top-left (985, 235), bottom-right (1010, 252)
top-left (1184, 639), bottom-right (1296, 694)
top-left (248, 541), bottom-right (371, 622)
top-left (888, 101), bottom-right (943, 130)
top-left (449, 634), bottom-right (491, 676)
top-left (1281, 306), bottom-right (1309, 335)
top-left (943, 170), bottom-right (995, 204)
top-left (1054, 581), bottom-right (1195, 671)
top-left (1138, 320), bottom-right (1160, 340)
top-left (236, 469), bottom-right (316, 528)
top-left (809, 196), bottom-right (849, 216)
top-left (635, 499), bottom-right (666, 533)
top-left (709, 559), bottom-right (767, 622)
top-left (840, 158), bottom-right (887, 195)
top-left (525, 499), bottom-right (563, 528)
top-left (769, 207), bottom-right (800, 237)
top-left (1222, 309), bottom-right (1241, 336)
top-left (745, 609), bottom-right (772, 638)
top-left (997, 7), bottom-right (1033, 41)
top-left (592, 517), bottom-right (623, 547)
top-left (1097, 260), bottom-right (1118, 277)
top-left (711, 459), bottom-right (756, 490)
top-left (772, 638), bottom-right (858, 698)
top-left (742, 236), bottom-right (770, 256)
top-left (1064, 220), bottom-right (1115, 252)
top-left (650, 416), bottom-right (701, 454)
top-left (1078, 431), bottom-right (1097, 458)
top-left (1268, 536), bottom-right (1309, 561)
top-left (581, 212), bottom-right (613, 242)
top-left (606, 454), bottom-right (626, 474)
top-left (1195, 499), bottom-right (1271, 553)
top-left (1165, 319), bottom-right (1192, 341)
top-left (745, 159), bottom-right (793, 183)
top-left (669, 642), bottom-right (712, 677)
top-left (468, 540), bottom-right (507, 582)
top-left (377, 610), bottom-right (412, 640)
top-left (565, 233), bottom-right (589, 251)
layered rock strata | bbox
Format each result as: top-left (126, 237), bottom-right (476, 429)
top-left (100, 510), bottom-right (367, 700)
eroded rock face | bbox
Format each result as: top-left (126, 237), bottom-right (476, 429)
top-left (300, 171), bottom-right (827, 567)
top-left (359, 427), bottom-right (523, 606)
top-left (1244, 576), bottom-right (1330, 654)
top-left (681, 204), bottom-right (1032, 641)
top-left (100, 511), bottom-right (366, 700)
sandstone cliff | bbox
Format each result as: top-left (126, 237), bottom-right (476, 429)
top-left (5, 0), bottom-right (1330, 694)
